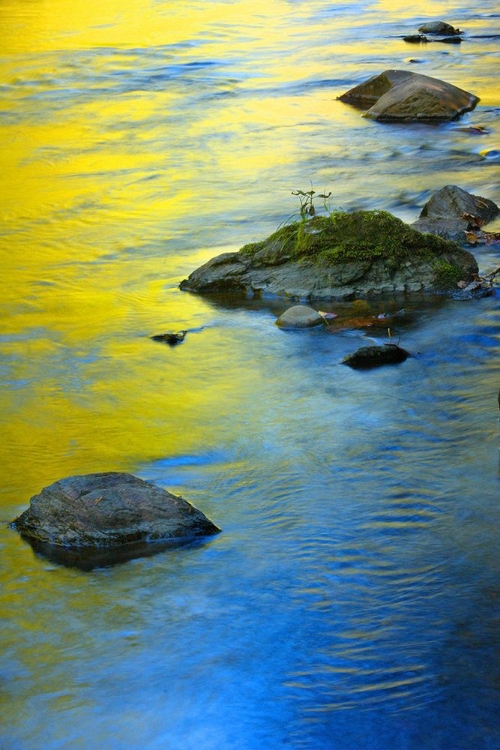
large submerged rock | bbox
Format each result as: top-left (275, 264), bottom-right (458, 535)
top-left (180, 210), bottom-right (478, 301)
top-left (338, 70), bottom-right (479, 121)
top-left (13, 473), bottom-right (220, 554)
top-left (412, 185), bottom-right (500, 241)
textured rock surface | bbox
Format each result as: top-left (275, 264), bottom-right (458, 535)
top-left (13, 472), bottom-right (220, 549)
top-left (180, 211), bottom-right (478, 301)
top-left (342, 344), bottom-right (410, 369)
top-left (418, 21), bottom-right (460, 35)
top-left (338, 70), bottom-right (478, 121)
top-left (276, 305), bottom-right (324, 328)
top-left (412, 185), bottom-right (500, 241)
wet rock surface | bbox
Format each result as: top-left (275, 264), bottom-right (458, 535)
top-left (342, 344), bottom-right (411, 369)
top-left (418, 21), bottom-right (461, 36)
top-left (412, 185), bottom-right (500, 242)
top-left (338, 69), bottom-right (478, 121)
top-left (13, 472), bottom-right (221, 554)
top-left (276, 305), bottom-right (324, 328)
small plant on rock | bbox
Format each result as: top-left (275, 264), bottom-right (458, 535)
top-left (292, 188), bottom-right (332, 221)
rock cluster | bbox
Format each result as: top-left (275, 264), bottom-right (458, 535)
top-left (412, 185), bottom-right (500, 242)
top-left (403, 20), bottom-right (463, 45)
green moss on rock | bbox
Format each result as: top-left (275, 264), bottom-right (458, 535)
top-left (433, 260), bottom-right (465, 289)
top-left (180, 209), bottom-right (479, 299)
top-left (294, 210), bottom-right (456, 265)
top-left (240, 223), bottom-right (299, 257)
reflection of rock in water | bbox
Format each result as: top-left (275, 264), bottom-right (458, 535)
top-left (23, 535), bottom-right (206, 571)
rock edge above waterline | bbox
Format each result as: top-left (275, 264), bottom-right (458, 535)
top-left (12, 472), bottom-right (221, 549)
top-left (412, 185), bottom-right (500, 241)
top-left (179, 209), bottom-right (478, 302)
top-left (338, 69), bottom-right (479, 121)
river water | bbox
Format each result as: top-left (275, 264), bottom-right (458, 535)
top-left (1, 1), bottom-right (500, 748)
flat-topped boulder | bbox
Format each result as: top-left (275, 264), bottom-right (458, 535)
top-left (180, 210), bottom-right (478, 301)
top-left (13, 472), bottom-right (220, 553)
top-left (412, 185), bottom-right (500, 241)
top-left (338, 69), bottom-right (478, 121)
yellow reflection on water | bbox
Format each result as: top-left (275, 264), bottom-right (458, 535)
top-left (1, 0), bottom-right (499, 513)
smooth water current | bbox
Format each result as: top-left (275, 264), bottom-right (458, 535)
top-left (1, 1), bottom-right (500, 748)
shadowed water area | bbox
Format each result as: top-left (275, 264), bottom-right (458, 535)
top-left (1, 0), bottom-right (500, 748)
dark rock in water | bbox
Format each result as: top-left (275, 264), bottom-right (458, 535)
top-left (151, 331), bottom-right (187, 345)
top-left (418, 21), bottom-right (461, 36)
top-left (419, 185), bottom-right (499, 222)
top-left (403, 35), bottom-right (429, 44)
top-left (180, 211), bottom-right (478, 301)
top-left (338, 69), bottom-right (478, 122)
top-left (12, 473), bottom-right (220, 560)
top-left (276, 305), bottom-right (324, 328)
top-left (403, 34), bottom-right (462, 44)
top-left (412, 185), bottom-right (500, 242)
top-left (342, 344), bottom-right (410, 369)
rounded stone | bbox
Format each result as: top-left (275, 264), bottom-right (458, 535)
top-left (418, 21), bottom-right (460, 36)
top-left (276, 305), bottom-right (324, 328)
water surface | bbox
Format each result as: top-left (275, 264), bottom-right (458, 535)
top-left (1, 1), bottom-right (500, 748)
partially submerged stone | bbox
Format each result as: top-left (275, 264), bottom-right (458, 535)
top-left (276, 305), bottom-right (324, 328)
top-left (412, 185), bottom-right (500, 241)
top-left (13, 473), bottom-right (220, 556)
top-left (342, 344), bottom-right (410, 369)
top-left (403, 35), bottom-right (461, 45)
top-left (151, 331), bottom-right (187, 345)
top-left (338, 70), bottom-right (478, 121)
top-left (418, 21), bottom-right (461, 36)
top-left (180, 211), bottom-right (478, 301)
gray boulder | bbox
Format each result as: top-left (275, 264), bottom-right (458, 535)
top-left (180, 211), bottom-right (478, 301)
top-left (418, 21), bottom-right (460, 35)
top-left (276, 305), bottom-right (324, 328)
top-left (338, 69), bottom-right (478, 121)
top-left (412, 185), bottom-right (500, 241)
top-left (13, 472), bottom-right (220, 550)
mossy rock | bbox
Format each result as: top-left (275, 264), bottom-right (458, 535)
top-left (180, 210), bottom-right (478, 301)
